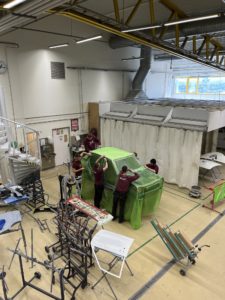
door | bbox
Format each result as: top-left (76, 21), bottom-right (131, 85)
top-left (52, 127), bottom-right (70, 166)
top-left (26, 132), bottom-right (37, 157)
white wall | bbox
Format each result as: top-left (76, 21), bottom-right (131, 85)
top-left (0, 15), bottom-right (138, 140)
top-left (144, 60), bottom-right (172, 99)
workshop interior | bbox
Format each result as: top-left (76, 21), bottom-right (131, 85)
top-left (1, 0), bottom-right (225, 299)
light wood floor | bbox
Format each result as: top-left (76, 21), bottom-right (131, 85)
top-left (1, 165), bottom-right (225, 300)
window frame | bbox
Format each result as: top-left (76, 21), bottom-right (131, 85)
top-left (174, 76), bottom-right (225, 95)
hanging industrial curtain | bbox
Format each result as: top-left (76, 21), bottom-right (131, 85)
top-left (101, 118), bottom-right (202, 189)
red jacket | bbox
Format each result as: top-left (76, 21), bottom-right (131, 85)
top-left (116, 171), bottom-right (139, 193)
top-left (146, 163), bottom-right (159, 174)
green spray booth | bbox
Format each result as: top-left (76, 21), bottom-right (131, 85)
top-left (81, 147), bottom-right (164, 229)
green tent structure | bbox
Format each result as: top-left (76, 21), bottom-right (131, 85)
top-left (81, 147), bottom-right (164, 229)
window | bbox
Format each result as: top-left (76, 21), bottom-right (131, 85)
top-left (174, 76), bottom-right (225, 95)
top-left (174, 77), bottom-right (187, 93)
top-left (187, 78), bottom-right (198, 94)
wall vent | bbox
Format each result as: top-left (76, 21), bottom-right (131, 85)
top-left (51, 62), bottom-right (65, 79)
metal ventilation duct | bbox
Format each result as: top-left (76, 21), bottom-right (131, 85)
top-left (126, 46), bottom-right (151, 101)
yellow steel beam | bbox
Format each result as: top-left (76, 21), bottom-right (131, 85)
top-left (49, 9), bottom-right (225, 71)
top-left (113, 0), bottom-right (120, 23)
top-left (210, 38), bottom-right (223, 50)
top-left (159, 0), bottom-right (187, 18)
top-left (125, 0), bottom-right (142, 26)
top-left (149, 0), bottom-right (156, 36)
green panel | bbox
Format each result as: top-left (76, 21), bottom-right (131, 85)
top-left (214, 182), bottom-right (225, 204)
top-left (81, 147), bottom-right (163, 229)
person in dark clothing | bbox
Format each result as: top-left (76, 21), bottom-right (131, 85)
top-left (83, 132), bottom-right (101, 152)
top-left (112, 165), bottom-right (140, 223)
top-left (72, 151), bottom-right (91, 177)
top-left (146, 158), bottom-right (159, 174)
top-left (93, 155), bottom-right (108, 208)
top-left (72, 151), bottom-right (91, 192)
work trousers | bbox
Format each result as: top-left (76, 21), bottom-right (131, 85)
top-left (94, 184), bottom-right (104, 208)
top-left (112, 191), bottom-right (127, 223)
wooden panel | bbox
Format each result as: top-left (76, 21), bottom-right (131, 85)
top-left (88, 102), bottom-right (100, 137)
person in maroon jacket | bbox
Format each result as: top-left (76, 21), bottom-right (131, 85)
top-left (93, 155), bottom-right (108, 208)
top-left (72, 151), bottom-right (91, 177)
top-left (146, 158), bottom-right (159, 174)
top-left (112, 165), bottom-right (140, 223)
top-left (83, 132), bottom-right (101, 152)
top-left (72, 151), bottom-right (91, 191)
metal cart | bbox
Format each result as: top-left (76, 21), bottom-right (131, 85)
top-left (151, 219), bottom-right (209, 276)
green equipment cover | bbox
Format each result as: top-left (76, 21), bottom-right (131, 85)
top-left (81, 147), bottom-right (163, 229)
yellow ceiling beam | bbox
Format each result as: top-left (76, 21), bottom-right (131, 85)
top-left (159, 0), bottom-right (187, 18)
top-left (125, 0), bottom-right (142, 26)
top-left (49, 8), bottom-right (225, 72)
top-left (149, 0), bottom-right (156, 36)
top-left (113, 0), bottom-right (120, 23)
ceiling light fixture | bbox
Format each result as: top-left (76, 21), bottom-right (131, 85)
top-left (3, 0), bottom-right (26, 9)
top-left (122, 56), bottom-right (144, 61)
top-left (164, 13), bottom-right (220, 26)
top-left (122, 25), bottom-right (161, 33)
top-left (121, 13), bottom-right (220, 33)
top-left (48, 43), bottom-right (69, 49)
top-left (76, 35), bottom-right (102, 44)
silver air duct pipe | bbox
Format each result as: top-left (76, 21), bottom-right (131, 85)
top-left (126, 46), bottom-right (151, 101)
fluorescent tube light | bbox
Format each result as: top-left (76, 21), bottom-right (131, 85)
top-left (121, 13), bottom-right (220, 33)
top-left (164, 13), bottom-right (219, 26)
top-left (3, 0), bottom-right (26, 9)
top-left (76, 35), bottom-right (102, 44)
top-left (122, 25), bottom-right (161, 33)
top-left (48, 43), bottom-right (69, 49)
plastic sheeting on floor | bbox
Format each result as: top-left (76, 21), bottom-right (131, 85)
top-left (100, 119), bottom-right (202, 189)
top-left (81, 147), bottom-right (163, 229)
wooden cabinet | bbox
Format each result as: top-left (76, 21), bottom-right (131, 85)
top-left (88, 102), bottom-right (100, 137)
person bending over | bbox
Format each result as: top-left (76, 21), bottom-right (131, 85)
top-left (93, 155), bottom-right (108, 208)
top-left (146, 158), bottom-right (159, 174)
top-left (112, 166), bottom-right (139, 223)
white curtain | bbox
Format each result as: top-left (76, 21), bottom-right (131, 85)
top-left (101, 118), bottom-right (202, 189)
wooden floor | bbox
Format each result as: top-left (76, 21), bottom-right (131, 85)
top-left (1, 165), bottom-right (225, 300)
